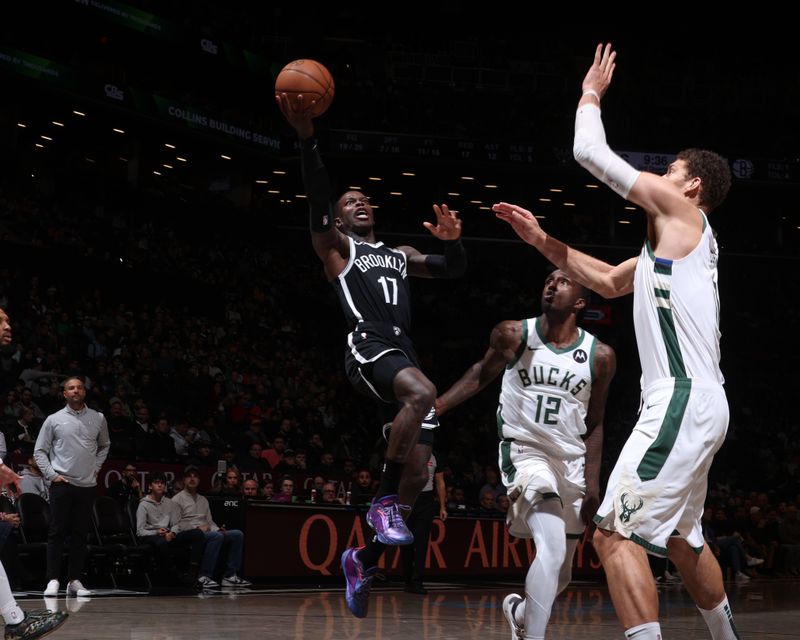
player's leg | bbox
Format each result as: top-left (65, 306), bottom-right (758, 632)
top-left (1, 560), bottom-right (68, 639)
top-left (380, 366), bottom-right (435, 491)
top-left (593, 529), bottom-right (661, 637)
top-left (512, 499), bottom-right (567, 640)
top-left (341, 355), bottom-right (434, 618)
top-left (359, 439), bottom-right (432, 569)
top-left (668, 539), bottom-right (738, 639)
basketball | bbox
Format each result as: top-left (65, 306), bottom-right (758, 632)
top-left (275, 59), bottom-right (335, 118)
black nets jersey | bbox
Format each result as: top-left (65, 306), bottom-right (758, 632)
top-left (333, 237), bottom-right (412, 336)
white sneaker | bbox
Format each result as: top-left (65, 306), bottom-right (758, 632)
top-left (197, 575), bottom-right (219, 589)
top-left (67, 580), bottom-right (93, 597)
top-left (735, 571), bottom-right (750, 583)
top-left (221, 574), bottom-right (252, 587)
top-left (746, 556), bottom-right (764, 567)
top-left (502, 593), bottom-right (525, 640)
top-left (43, 580), bottom-right (60, 596)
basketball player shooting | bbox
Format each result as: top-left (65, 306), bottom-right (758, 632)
top-left (276, 90), bottom-right (466, 618)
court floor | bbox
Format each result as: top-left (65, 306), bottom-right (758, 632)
top-left (14, 578), bottom-right (800, 639)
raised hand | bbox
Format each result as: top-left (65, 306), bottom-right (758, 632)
top-left (492, 202), bottom-right (546, 247)
top-left (423, 204), bottom-right (462, 241)
top-left (582, 43), bottom-right (616, 100)
top-left (275, 92), bottom-right (315, 140)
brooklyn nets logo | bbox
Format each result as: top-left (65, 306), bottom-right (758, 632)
top-left (573, 349), bottom-right (587, 363)
top-left (619, 492), bottom-right (644, 523)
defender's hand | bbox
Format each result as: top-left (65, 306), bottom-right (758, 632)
top-left (493, 202), bottom-right (546, 247)
top-left (581, 43), bottom-right (616, 100)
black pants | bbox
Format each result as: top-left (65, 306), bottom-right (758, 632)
top-left (141, 529), bottom-right (205, 569)
top-left (47, 483), bottom-right (96, 582)
top-left (400, 490), bottom-right (435, 584)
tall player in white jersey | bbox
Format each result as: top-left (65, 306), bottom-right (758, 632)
top-left (436, 270), bottom-right (616, 640)
top-left (494, 44), bottom-right (735, 640)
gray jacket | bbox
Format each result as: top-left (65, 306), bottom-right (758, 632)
top-left (34, 405), bottom-right (110, 487)
top-left (136, 495), bottom-right (179, 538)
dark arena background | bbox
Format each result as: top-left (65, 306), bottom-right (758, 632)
top-left (0, 4), bottom-right (798, 639)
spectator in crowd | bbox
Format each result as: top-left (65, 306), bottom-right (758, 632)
top-left (18, 456), bottom-right (49, 500)
top-left (478, 490), bottom-right (497, 515)
top-left (35, 376), bottom-right (110, 597)
top-left (321, 482), bottom-right (343, 505)
top-left (242, 479), bottom-right (260, 498)
top-left (149, 417), bottom-right (177, 463)
top-left (447, 487), bottom-right (467, 513)
top-left (261, 435), bottom-right (287, 469)
top-left (215, 467), bottom-right (242, 496)
top-left (350, 469), bottom-right (374, 506)
top-left (261, 481), bottom-right (275, 500)
top-left (478, 467), bottom-right (506, 503)
top-left (239, 442), bottom-right (270, 472)
top-left (172, 465), bottom-right (251, 588)
top-left (37, 380), bottom-right (65, 416)
top-left (135, 472), bottom-right (205, 585)
top-left (272, 476), bottom-right (295, 504)
top-left (5, 407), bottom-right (38, 454)
top-left (107, 463), bottom-right (143, 514)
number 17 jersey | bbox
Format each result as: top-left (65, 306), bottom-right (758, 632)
top-left (334, 237), bottom-right (411, 335)
top-left (498, 317), bottom-right (597, 461)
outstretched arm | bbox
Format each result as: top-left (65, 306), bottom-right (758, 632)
top-left (493, 202), bottom-right (636, 298)
top-left (399, 204), bottom-right (467, 279)
top-left (580, 341), bottom-right (616, 526)
top-left (436, 320), bottom-right (523, 416)
top-left (275, 92), bottom-right (349, 279)
top-left (575, 44), bottom-right (703, 229)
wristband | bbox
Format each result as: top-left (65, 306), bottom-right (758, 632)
top-left (582, 90), bottom-right (600, 101)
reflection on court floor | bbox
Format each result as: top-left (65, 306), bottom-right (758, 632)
top-left (16, 580), bottom-right (800, 639)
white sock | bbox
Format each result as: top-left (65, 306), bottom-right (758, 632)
top-left (624, 621), bottom-right (662, 639)
top-left (523, 499), bottom-right (567, 639)
top-left (0, 562), bottom-right (24, 625)
top-left (699, 596), bottom-right (739, 640)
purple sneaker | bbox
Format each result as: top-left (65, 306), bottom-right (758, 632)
top-left (366, 494), bottom-right (413, 545)
top-left (341, 547), bottom-right (378, 618)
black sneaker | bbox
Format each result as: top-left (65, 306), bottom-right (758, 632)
top-left (5, 610), bottom-right (68, 640)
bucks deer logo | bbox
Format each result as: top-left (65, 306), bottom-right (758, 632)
top-left (619, 492), bottom-right (644, 523)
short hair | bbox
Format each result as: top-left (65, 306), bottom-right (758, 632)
top-left (676, 149), bottom-right (731, 212)
top-left (62, 375), bottom-right (85, 388)
top-left (149, 472), bottom-right (167, 485)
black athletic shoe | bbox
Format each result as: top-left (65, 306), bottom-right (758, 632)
top-left (5, 610), bottom-right (68, 640)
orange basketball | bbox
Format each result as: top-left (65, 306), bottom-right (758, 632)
top-left (275, 59), bottom-right (335, 118)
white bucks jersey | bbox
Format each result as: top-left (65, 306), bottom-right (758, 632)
top-left (498, 317), bottom-right (596, 460)
top-left (633, 212), bottom-right (723, 388)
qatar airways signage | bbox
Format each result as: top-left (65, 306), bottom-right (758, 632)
top-left (244, 505), bottom-right (601, 578)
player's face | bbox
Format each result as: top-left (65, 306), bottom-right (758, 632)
top-left (336, 191), bottom-right (374, 234)
top-left (663, 159), bottom-right (692, 188)
top-left (541, 270), bottom-right (585, 314)
top-left (0, 309), bottom-right (11, 346)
